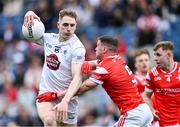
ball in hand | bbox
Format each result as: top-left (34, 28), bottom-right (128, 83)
top-left (22, 19), bottom-right (45, 41)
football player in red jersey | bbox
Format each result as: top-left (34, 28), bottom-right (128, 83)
top-left (133, 49), bottom-right (159, 127)
top-left (143, 41), bottom-right (180, 127)
top-left (133, 49), bottom-right (151, 94)
top-left (37, 36), bottom-right (153, 127)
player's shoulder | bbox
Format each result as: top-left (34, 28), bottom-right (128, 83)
top-left (43, 33), bottom-right (58, 39)
top-left (42, 33), bottom-right (58, 43)
top-left (177, 61), bottom-right (180, 67)
top-left (69, 34), bottom-right (85, 49)
top-left (134, 72), bottom-right (140, 79)
top-left (148, 66), bottom-right (159, 77)
top-left (98, 55), bottom-right (122, 68)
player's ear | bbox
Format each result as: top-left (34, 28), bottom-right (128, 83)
top-left (135, 61), bottom-right (138, 69)
top-left (103, 46), bottom-right (108, 54)
top-left (167, 50), bottom-right (172, 58)
top-left (57, 21), bottom-right (60, 29)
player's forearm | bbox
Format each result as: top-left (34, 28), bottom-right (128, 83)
top-left (142, 92), bottom-right (155, 111)
top-left (76, 79), bottom-right (97, 95)
top-left (61, 75), bottom-right (82, 103)
top-left (57, 79), bottom-right (96, 98)
top-left (75, 83), bottom-right (93, 96)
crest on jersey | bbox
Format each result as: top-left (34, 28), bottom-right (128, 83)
top-left (54, 46), bottom-right (61, 53)
top-left (165, 74), bottom-right (172, 82)
top-left (46, 54), bottom-right (60, 70)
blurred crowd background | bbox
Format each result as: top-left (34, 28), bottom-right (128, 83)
top-left (0, 0), bottom-right (179, 126)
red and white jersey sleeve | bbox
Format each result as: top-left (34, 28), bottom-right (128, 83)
top-left (145, 62), bottom-right (180, 126)
top-left (145, 70), bottom-right (156, 93)
top-left (89, 55), bottom-right (144, 114)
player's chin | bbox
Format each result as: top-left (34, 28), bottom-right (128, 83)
top-left (65, 33), bottom-right (72, 37)
top-left (156, 63), bottom-right (161, 68)
top-left (95, 54), bottom-right (100, 59)
top-left (142, 68), bottom-right (148, 72)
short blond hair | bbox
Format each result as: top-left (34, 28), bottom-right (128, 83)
top-left (134, 49), bottom-right (150, 59)
top-left (154, 41), bottom-right (174, 51)
top-left (59, 9), bottom-right (77, 21)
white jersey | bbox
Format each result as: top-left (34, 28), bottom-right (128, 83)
top-left (38, 33), bottom-right (85, 114)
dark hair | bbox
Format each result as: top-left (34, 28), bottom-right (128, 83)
top-left (97, 35), bottom-right (118, 52)
top-left (154, 41), bottom-right (174, 51)
top-left (59, 9), bottom-right (77, 21)
top-left (134, 49), bottom-right (150, 59)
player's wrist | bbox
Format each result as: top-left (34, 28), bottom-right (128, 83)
top-left (61, 98), bottom-right (70, 104)
top-left (57, 91), bottom-right (66, 99)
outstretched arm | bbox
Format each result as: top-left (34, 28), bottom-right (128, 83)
top-left (51, 62), bottom-right (83, 122)
top-left (73, 79), bottom-right (97, 96)
top-left (51, 78), bottom-right (97, 122)
top-left (61, 63), bottom-right (83, 103)
top-left (142, 91), bottom-right (159, 121)
top-left (57, 79), bottom-right (97, 97)
top-left (82, 60), bottom-right (98, 74)
top-left (37, 78), bottom-right (97, 102)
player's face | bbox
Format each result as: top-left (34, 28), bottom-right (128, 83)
top-left (135, 54), bottom-right (150, 74)
top-left (57, 16), bottom-right (77, 39)
top-left (95, 40), bottom-right (106, 60)
top-left (154, 47), bottom-right (169, 69)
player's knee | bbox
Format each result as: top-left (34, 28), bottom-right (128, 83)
top-left (43, 116), bottom-right (56, 126)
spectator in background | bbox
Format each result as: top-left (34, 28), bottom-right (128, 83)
top-left (3, 22), bottom-right (14, 43)
top-left (24, 55), bottom-right (42, 93)
top-left (2, 0), bottom-right (23, 16)
top-left (14, 105), bottom-right (34, 126)
top-left (136, 5), bottom-right (159, 47)
top-left (17, 85), bottom-right (36, 117)
top-left (0, 1), bottom-right (3, 13)
top-left (143, 41), bottom-right (180, 127)
top-left (94, 0), bottom-right (112, 28)
top-left (33, 0), bottom-right (53, 31)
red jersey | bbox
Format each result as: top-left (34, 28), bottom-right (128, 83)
top-left (134, 72), bottom-right (147, 94)
top-left (146, 62), bottom-right (180, 126)
top-left (89, 55), bottom-right (144, 114)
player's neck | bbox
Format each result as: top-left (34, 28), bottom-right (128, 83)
top-left (137, 71), bottom-right (147, 77)
top-left (107, 52), bottom-right (117, 57)
top-left (59, 34), bottom-right (70, 42)
top-left (101, 51), bottom-right (117, 60)
top-left (162, 59), bottom-right (175, 72)
top-left (167, 59), bottom-right (175, 71)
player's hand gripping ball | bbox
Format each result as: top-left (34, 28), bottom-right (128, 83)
top-left (22, 19), bottom-right (45, 41)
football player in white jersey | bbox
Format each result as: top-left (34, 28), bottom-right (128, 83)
top-left (23, 9), bottom-right (86, 126)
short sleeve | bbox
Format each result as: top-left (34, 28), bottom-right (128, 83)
top-left (71, 47), bottom-right (86, 64)
top-left (89, 66), bottom-right (109, 85)
top-left (35, 33), bottom-right (49, 46)
top-left (145, 72), bottom-right (154, 92)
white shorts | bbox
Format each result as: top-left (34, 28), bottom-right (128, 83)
top-left (52, 99), bottom-right (78, 125)
top-left (36, 99), bottom-right (78, 125)
top-left (114, 103), bottom-right (153, 127)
